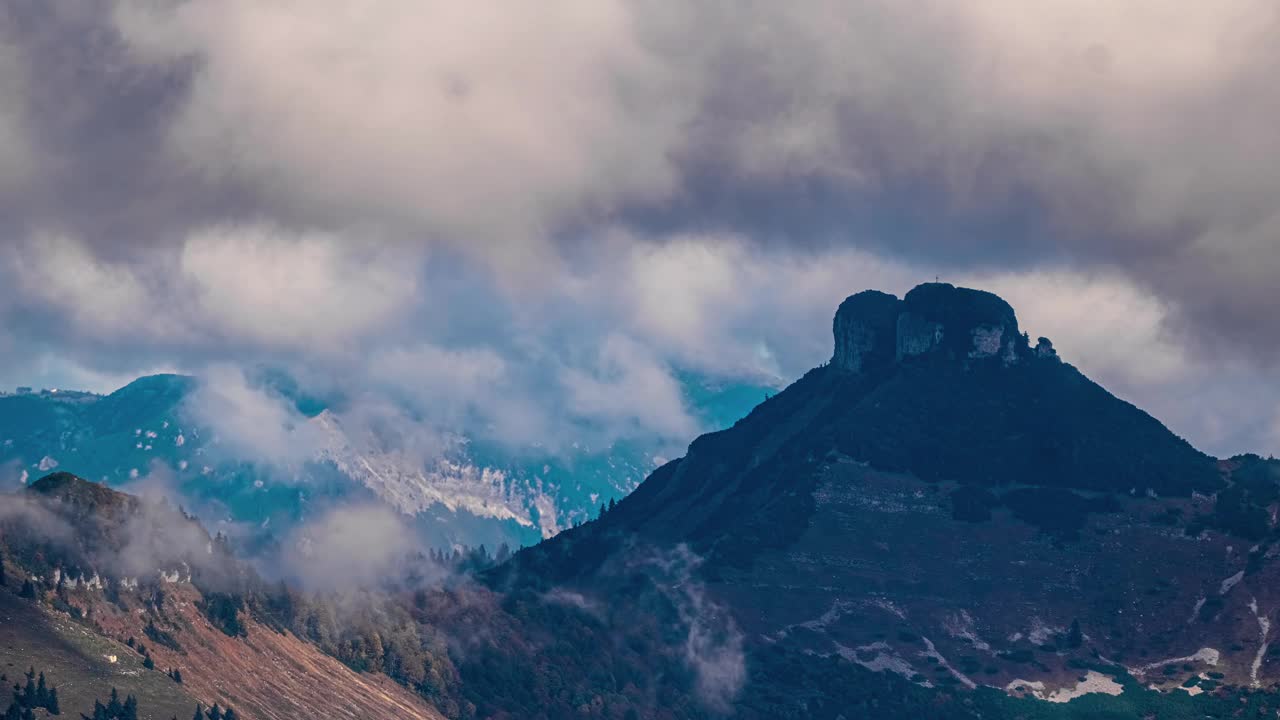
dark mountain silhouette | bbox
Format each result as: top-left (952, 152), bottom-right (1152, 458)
top-left (511, 282), bottom-right (1222, 579)
top-left (476, 283), bottom-right (1280, 717)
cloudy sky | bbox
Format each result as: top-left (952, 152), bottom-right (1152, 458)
top-left (0, 1), bottom-right (1277, 458)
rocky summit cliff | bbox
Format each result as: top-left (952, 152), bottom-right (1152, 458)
top-left (832, 284), bottom-right (1023, 372)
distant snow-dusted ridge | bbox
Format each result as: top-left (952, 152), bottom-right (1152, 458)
top-left (310, 410), bottom-right (562, 537)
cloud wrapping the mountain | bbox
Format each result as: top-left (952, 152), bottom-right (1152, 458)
top-left (639, 544), bottom-right (746, 711)
top-left (561, 334), bottom-right (698, 442)
top-left (184, 365), bottom-right (326, 466)
top-left (0, 474), bottom-right (244, 590)
top-left (279, 503), bottom-right (444, 592)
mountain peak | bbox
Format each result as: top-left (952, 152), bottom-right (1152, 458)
top-left (831, 289), bottom-right (901, 372)
top-left (26, 471), bottom-right (138, 515)
top-left (29, 470), bottom-right (108, 497)
top-left (833, 282), bottom-right (1026, 372)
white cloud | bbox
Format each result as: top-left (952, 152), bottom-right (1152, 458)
top-left (619, 238), bottom-right (743, 360)
top-left (183, 364), bottom-right (324, 466)
top-left (560, 232), bottom-right (918, 378)
top-left (280, 503), bottom-right (425, 590)
top-left (976, 270), bottom-right (1193, 388)
top-left (1, 228), bottom-right (420, 353)
top-left (4, 234), bottom-right (166, 341)
top-left (970, 269), bottom-right (1280, 458)
top-left (178, 226), bottom-right (420, 349)
top-left (1, 1), bottom-right (1277, 465)
top-left (0, 41), bottom-right (33, 191)
top-left (112, 0), bottom-right (694, 260)
top-left (560, 333), bottom-right (697, 442)
top-left (367, 344), bottom-right (507, 416)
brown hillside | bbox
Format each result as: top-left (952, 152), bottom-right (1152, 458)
top-left (84, 584), bottom-right (444, 720)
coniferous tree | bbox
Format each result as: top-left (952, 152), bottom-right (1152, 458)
top-left (368, 632), bottom-right (385, 673)
top-left (1066, 618), bottom-right (1083, 648)
top-left (223, 709), bottom-right (238, 720)
top-left (191, 705), bottom-right (204, 720)
top-left (46, 686), bottom-right (59, 715)
top-left (92, 700), bottom-right (108, 720)
top-left (34, 674), bottom-right (46, 707)
top-left (107, 688), bottom-right (122, 717)
top-left (143, 652), bottom-right (155, 670)
top-left (206, 703), bottom-right (223, 720)
top-left (18, 579), bottom-right (35, 599)
top-left (122, 694), bottom-right (138, 720)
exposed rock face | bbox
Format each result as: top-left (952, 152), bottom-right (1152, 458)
top-left (895, 311), bottom-right (943, 359)
top-left (831, 290), bottom-right (900, 372)
top-left (832, 283), bottom-right (1028, 372)
top-left (902, 283), bottom-right (1021, 359)
top-left (1036, 336), bottom-right (1059, 360)
top-left (969, 325), bottom-right (1005, 358)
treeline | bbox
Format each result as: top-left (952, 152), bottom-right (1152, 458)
top-left (186, 703), bottom-right (239, 720)
top-left (88, 689), bottom-right (136, 720)
top-left (258, 585), bottom-right (466, 716)
top-left (4, 667), bottom-right (60, 719)
top-left (426, 543), bottom-right (511, 573)
top-left (87, 689), bottom-right (238, 720)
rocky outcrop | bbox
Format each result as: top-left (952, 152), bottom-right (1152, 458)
top-left (895, 311), bottom-right (943, 359)
top-left (831, 290), bottom-right (901, 372)
top-left (832, 283), bottom-right (1029, 372)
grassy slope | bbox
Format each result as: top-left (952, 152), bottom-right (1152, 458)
top-left (0, 590), bottom-right (198, 720)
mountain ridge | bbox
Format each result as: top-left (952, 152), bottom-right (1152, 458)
top-left (511, 282), bottom-right (1222, 582)
top-left (0, 370), bottom-right (770, 552)
top-left (8, 283), bottom-right (1280, 719)
top-left (469, 283), bottom-right (1280, 716)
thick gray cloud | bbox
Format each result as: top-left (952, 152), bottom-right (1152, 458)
top-left (0, 1), bottom-right (1276, 458)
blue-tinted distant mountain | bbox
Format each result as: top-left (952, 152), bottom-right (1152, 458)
top-left (0, 369), bottom-right (771, 551)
